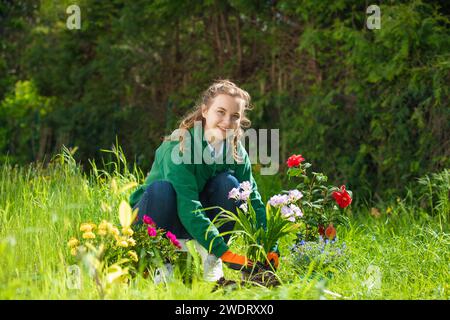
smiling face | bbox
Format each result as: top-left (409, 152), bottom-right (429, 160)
top-left (201, 94), bottom-right (243, 144)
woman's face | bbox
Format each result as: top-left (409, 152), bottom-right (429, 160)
top-left (202, 94), bottom-right (243, 143)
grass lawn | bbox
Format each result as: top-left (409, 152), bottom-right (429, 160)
top-left (0, 151), bottom-right (448, 300)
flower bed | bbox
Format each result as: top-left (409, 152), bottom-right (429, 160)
top-left (67, 201), bottom-right (182, 289)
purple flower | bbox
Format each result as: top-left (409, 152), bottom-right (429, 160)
top-left (290, 204), bottom-right (303, 217)
top-left (269, 194), bottom-right (289, 207)
top-left (281, 205), bottom-right (293, 217)
top-left (288, 189), bottom-right (303, 202)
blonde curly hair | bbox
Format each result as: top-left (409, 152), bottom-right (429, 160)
top-left (165, 79), bottom-right (253, 162)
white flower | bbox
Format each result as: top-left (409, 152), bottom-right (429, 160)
top-left (240, 181), bottom-right (252, 193)
top-left (228, 187), bottom-right (240, 200)
top-left (239, 203), bottom-right (248, 213)
top-left (240, 190), bottom-right (252, 201)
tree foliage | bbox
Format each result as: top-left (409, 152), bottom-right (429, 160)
top-left (0, 0), bottom-right (449, 201)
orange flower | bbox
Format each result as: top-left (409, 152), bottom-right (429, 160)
top-left (325, 223), bottom-right (336, 240)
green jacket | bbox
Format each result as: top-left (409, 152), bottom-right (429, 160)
top-left (129, 126), bottom-right (268, 258)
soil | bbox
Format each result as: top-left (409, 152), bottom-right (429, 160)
top-left (212, 263), bottom-right (281, 292)
top-left (241, 268), bottom-right (281, 288)
top-left (212, 277), bottom-right (239, 292)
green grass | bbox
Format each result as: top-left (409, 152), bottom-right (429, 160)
top-left (0, 149), bottom-right (448, 300)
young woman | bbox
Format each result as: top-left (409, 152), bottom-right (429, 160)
top-left (129, 80), bottom-right (279, 281)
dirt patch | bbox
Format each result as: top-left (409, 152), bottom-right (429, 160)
top-left (212, 277), bottom-right (239, 292)
top-left (212, 265), bottom-right (281, 292)
top-left (241, 268), bottom-right (281, 288)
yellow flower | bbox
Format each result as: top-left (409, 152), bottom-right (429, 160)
top-left (386, 207), bottom-right (392, 215)
top-left (128, 250), bottom-right (138, 262)
top-left (80, 222), bottom-right (96, 232)
top-left (122, 227), bottom-right (134, 237)
top-left (70, 247), bottom-right (78, 256)
top-left (110, 227), bottom-right (120, 237)
top-left (98, 220), bottom-right (109, 236)
top-left (117, 240), bottom-right (128, 248)
top-left (98, 220), bottom-right (109, 230)
top-left (82, 231), bottom-right (95, 239)
top-left (67, 238), bottom-right (79, 248)
top-left (106, 222), bottom-right (114, 232)
top-left (127, 238), bottom-right (136, 247)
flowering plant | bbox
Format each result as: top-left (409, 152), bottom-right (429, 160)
top-left (289, 237), bottom-right (348, 273)
top-left (67, 201), bottom-right (182, 288)
top-left (131, 215), bottom-right (183, 276)
top-left (210, 181), bottom-right (299, 267)
top-left (285, 154), bottom-right (352, 242)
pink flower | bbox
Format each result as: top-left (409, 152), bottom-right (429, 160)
top-left (240, 190), bottom-right (251, 201)
top-left (166, 231), bottom-right (176, 241)
top-left (147, 226), bottom-right (157, 237)
top-left (143, 215), bottom-right (155, 226)
top-left (239, 181), bottom-right (252, 192)
top-left (166, 231), bottom-right (182, 249)
top-left (228, 187), bottom-right (240, 200)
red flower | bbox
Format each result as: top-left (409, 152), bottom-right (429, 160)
top-left (325, 223), bottom-right (336, 240)
top-left (318, 224), bottom-right (325, 237)
top-left (286, 154), bottom-right (305, 168)
top-left (332, 185), bottom-right (352, 208)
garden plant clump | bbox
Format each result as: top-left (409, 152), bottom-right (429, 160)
top-left (282, 154), bottom-right (353, 274)
top-left (289, 238), bottom-right (349, 276)
top-left (67, 199), bottom-right (183, 295)
top-left (213, 153), bottom-right (354, 287)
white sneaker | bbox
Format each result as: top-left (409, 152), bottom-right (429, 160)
top-left (193, 240), bottom-right (224, 282)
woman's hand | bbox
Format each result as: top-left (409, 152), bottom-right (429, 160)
top-left (266, 252), bottom-right (279, 269)
top-left (220, 250), bottom-right (253, 270)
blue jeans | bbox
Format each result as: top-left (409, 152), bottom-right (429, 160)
top-left (133, 170), bottom-right (241, 244)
